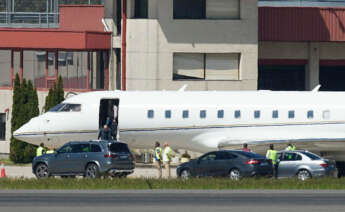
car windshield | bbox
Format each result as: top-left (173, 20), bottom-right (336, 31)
top-left (109, 143), bottom-right (130, 153)
top-left (236, 151), bottom-right (265, 159)
top-left (301, 152), bottom-right (321, 160)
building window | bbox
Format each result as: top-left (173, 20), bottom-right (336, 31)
top-left (200, 110), bottom-right (206, 119)
top-left (174, 0), bottom-right (205, 19)
top-left (134, 0), bottom-right (148, 18)
top-left (323, 110), bottom-right (330, 120)
top-left (254, 110), bottom-right (260, 119)
top-left (307, 110), bottom-right (314, 119)
top-left (183, 110), bottom-right (189, 119)
top-left (288, 110), bottom-right (295, 119)
top-left (272, 110), bottom-right (278, 119)
top-left (234, 110), bottom-right (241, 119)
top-left (217, 110), bottom-right (224, 119)
top-left (165, 110), bottom-right (172, 119)
top-left (0, 113), bottom-right (5, 141)
top-left (23, 51), bottom-right (46, 88)
top-left (147, 110), bottom-right (154, 119)
top-left (0, 50), bottom-right (11, 87)
top-left (206, 0), bottom-right (240, 19)
top-left (174, 0), bottom-right (240, 19)
top-left (173, 53), bottom-right (240, 81)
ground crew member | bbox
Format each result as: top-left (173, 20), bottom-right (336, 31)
top-left (46, 148), bottom-right (55, 154)
top-left (285, 143), bottom-right (296, 151)
top-left (36, 143), bottom-right (46, 157)
top-left (266, 144), bottom-right (278, 179)
top-left (153, 142), bottom-right (162, 179)
top-left (163, 142), bottom-right (174, 178)
top-left (242, 143), bottom-right (251, 152)
top-left (98, 125), bottom-right (112, 140)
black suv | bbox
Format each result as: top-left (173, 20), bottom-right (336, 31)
top-left (32, 140), bottom-right (135, 179)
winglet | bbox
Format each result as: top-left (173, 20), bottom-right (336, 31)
top-left (178, 84), bottom-right (188, 91)
top-left (312, 85), bottom-right (321, 92)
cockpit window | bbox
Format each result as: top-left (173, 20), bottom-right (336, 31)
top-left (60, 104), bottom-right (81, 112)
top-left (48, 104), bottom-right (81, 112)
top-left (48, 104), bottom-right (66, 112)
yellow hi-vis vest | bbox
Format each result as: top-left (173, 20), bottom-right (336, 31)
top-left (36, 146), bottom-right (45, 157)
top-left (267, 150), bottom-right (277, 165)
top-left (154, 147), bottom-right (162, 161)
top-left (164, 146), bottom-right (173, 162)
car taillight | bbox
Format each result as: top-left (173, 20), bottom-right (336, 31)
top-left (104, 154), bottom-right (117, 158)
top-left (246, 159), bottom-right (260, 165)
top-left (320, 163), bottom-right (328, 168)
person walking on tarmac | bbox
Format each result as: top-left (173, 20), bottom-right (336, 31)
top-left (163, 142), bottom-right (174, 178)
top-left (98, 125), bottom-right (112, 140)
top-left (285, 143), bottom-right (296, 151)
top-left (242, 143), bottom-right (251, 152)
top-left (153, 142), bottom-right (162, 179)
top-left (266, 144), bottom-right (278, 179)
top-left (36, 143), bottom-right (46, 157)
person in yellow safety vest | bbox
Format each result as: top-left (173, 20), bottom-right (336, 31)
top-left (285, 143), bottom-right (296, 151)
top-left (153, 142), bottom-right (162, 179)
top-left (163, 142), bottom-right (174, 178)
top-left (266, 144), bottom-right (278, 179)
top-left (36, 143), bottom-right (46, 157)
top-left (46, 148), bottom-right (56, 154)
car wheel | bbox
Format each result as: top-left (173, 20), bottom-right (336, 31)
top-left (297, 169), bottom-right (311, 181)
top-left (35, 163), bottom-right (50, 179)
top-left (229, 169), bottom-right (241, 181)
top-left (85, 163), bottom-right (100, 179)
top-left (180, 169), bottom-right (191, 180)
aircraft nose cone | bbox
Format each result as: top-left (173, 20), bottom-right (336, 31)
top-left (13, 117), bottom-right (40, 141)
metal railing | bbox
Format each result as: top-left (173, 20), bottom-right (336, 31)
top-left (0, 12), bottom-right (59, 28)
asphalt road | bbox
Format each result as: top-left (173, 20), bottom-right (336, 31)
top-left (0, 190), bottom-right (345, 212)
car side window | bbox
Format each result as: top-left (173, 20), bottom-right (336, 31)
top-left (59, 145), bottom-right (72, 153)
top-left (71, 144), bottom-right (90, 153)
top-left (200, 153), bottom-right (216, 161)
top-left (282, 153), bottom-right (301, 161)
top-left (91, 144), bottom-right (102, 152)
top-left (216, 152), bottom-right (237, 160)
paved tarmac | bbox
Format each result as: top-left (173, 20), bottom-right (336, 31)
top-left (0, 190), bottom-right (345, 212)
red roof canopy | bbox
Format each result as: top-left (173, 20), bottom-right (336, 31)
top-left (0, 5), bottom-right (110, 50)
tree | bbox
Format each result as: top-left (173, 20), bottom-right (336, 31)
top-left (10, 75), bottom-right (40, 163)
top-left (44, 76), bottom-right (65, 112)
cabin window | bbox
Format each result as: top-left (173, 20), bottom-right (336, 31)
top-left (217, 110), bottom-right (224, 119)
top-left (200, 110), bottom-right (207, 119)
top-left (254, 110), bottom-right (260, 119)
top-left (307, 110), bottom-right (314, 119)
top-left (234, 110), bottom-right (241, 119)
top-left (147, 110), bottom-right (154, 119)
top-left (165, 110), bottom-right (172, 119)
top-left (183, 110), bottom-right (189, 119)
top-left (323, 110), bottom-right (330, 120)
top-left (288, 110), bottom-right (295, 119)
top-left (272, 110), bottom-right (278, 119)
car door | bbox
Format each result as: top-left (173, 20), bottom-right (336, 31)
top-left (215, 152), bottom-right (236, 176)
top-left (195, 152), bottom-right (217, 177)
top-left (49, 144), bottom-right (73, 174)
top-left (69, 144), bottom-right (84, 173)
top-left (278, 152), bottom-right (300, 178)
top-left (74, 143), bottom-right (91, 173)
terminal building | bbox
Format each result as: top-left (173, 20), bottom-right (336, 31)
top-left (1, 0), bottom-right (345, 155)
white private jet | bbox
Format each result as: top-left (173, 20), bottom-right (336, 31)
top-left (13, 87), bottom-right (345, 160)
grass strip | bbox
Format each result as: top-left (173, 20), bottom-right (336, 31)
top-left (1, 177), bottom-right (345, 190)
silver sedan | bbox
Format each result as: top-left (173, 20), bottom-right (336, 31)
top-left (276, 150), bottom-right (337, 180)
